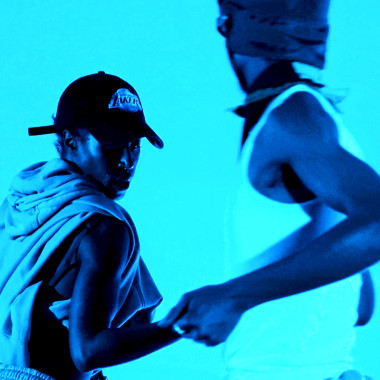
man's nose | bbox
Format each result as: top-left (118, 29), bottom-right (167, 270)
top-left (119, 147), bottom-right (134, 170)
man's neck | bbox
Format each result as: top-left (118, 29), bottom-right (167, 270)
top-left (245, 61), bottom-right (301, 93)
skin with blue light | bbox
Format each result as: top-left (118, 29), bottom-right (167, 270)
top-left (29, 128), bottom-right (180, 380)
top-left (61, 129), bottom-right (141, 200)
top-left (159, 9), bottom-right (380, 365)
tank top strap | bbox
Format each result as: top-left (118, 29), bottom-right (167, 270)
top-left (240, 83), bottom-right (351, 167)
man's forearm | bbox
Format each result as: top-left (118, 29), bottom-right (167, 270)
top-left (225, 216), bottom-right (380, 312)
top-left (72, 323), bottom-right (180, 372)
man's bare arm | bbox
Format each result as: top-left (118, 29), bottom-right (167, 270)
top-left (160, 91), bottom-right (380, 344)
top-left (69, 217), bottom-right (180, 372)
top-left (227, 91), bottom-right (380, 306)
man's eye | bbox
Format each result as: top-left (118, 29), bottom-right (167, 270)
top-left (131, 143), bottom-right (141, 151)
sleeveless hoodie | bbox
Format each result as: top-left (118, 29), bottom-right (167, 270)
top-left (0, 159), bottom-right (162, 367)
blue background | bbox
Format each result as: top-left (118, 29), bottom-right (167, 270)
top-left (1, 1), bottom-right (379, 378)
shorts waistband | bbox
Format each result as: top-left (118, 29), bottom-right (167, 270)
top-left (0, 365), bottom-right (56, 380)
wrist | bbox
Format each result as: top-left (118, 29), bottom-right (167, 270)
top-left (223, 273), bottom-right (267, 313)
top-left (153, 322), bottom-right (183, 341)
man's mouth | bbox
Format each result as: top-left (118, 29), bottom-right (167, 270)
top-left (113, 179), bottom-right (130, 190)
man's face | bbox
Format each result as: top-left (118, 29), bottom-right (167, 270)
top-left (228, 50), bottom-right (272, 93)
top-left (73, 130), bottom-right (141, 200)
top-left (228, 50), bottom-right (251, 92)
top-left (217, 11), bottom-right (272, 93)
top-left (217, 13), bottom-right (254, 92)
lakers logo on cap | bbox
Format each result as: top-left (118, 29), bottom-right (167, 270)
top-left (108, 88), bottom-right (143, 113)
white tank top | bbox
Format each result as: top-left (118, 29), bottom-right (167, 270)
top-left (223, 84), bottom-right (363, 380)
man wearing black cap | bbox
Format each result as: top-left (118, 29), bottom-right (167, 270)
top-left (0, 72), bottom-right (180, 380)
top-left (160, 1), bottom-right (379, 379)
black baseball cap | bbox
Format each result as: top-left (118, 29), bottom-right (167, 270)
top-left (28, 71), bottom-right (164, 149)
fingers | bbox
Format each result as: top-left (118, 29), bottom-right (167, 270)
top-left (164, 314), bottom-right (209, 343)
top-left (171, 318), bottom-right (222, 347)
top-left (171, 323), bottom-right (188, 336)
top-left (158, 295), bottom-right (189, 328)
top-left (170, 316), bottom-right (193, 336)
top-left (184, 330), bottom-right (221, 347)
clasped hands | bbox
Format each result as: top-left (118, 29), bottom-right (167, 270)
top-left (158, 283), bottom-right (244, 346)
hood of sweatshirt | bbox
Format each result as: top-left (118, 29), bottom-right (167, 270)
top-left (5, 159), bottom-right (105, 238)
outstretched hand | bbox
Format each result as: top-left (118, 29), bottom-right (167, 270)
top-left (158, 284), bottom-right (244, 346)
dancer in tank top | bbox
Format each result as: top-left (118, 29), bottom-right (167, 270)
top-left (160, 1), bottom-right (378, 379)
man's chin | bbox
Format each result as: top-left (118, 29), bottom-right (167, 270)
top-left (107, 188), bottom-right (127, 200)
top-left (104, 181), bottom-right (131, 200)
top-left (113, 190), bottom-right (127, 200)
top-left (103, 185), bottom-right (128, 200)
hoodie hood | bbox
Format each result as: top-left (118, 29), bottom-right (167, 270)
top-left (6, 159), bottom-right (105, 238)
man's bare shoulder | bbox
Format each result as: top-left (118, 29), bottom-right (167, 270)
top-left (267, 90), bottom-right (338, 141)
top-left (77, 216), bottom-right (132, 273)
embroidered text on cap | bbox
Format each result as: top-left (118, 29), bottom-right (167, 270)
top-left (108, 88), bottom-right (143, 113)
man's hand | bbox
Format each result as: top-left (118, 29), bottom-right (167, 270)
top-left (158, 284), bottom-right (244, 346)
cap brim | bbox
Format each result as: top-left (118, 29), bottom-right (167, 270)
top-left (146, 131), bottom-right (164, 149)
top-left (28, 125), bottom-right (57, 136)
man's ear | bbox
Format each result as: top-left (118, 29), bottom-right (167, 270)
top-left (62, 129), bottom-right (77, 151)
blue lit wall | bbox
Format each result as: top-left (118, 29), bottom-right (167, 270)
top-left (1, 1), bottom-right (379, 378)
